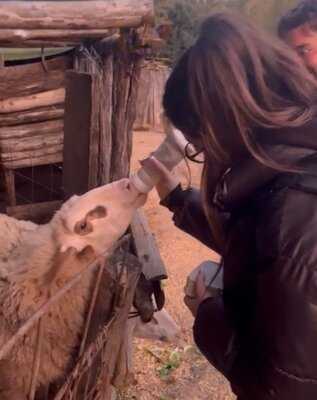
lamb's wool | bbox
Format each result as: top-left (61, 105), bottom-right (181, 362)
top-left (0, 213), bottom-right (95, 396)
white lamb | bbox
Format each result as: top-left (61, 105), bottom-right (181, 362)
top-left (0, 178), bottom-right (146, 400)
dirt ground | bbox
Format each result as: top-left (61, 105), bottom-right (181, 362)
top-left (120, 130), bottom-right (235, 400)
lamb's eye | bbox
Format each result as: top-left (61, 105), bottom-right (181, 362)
top-left (74, 219), bottom-right (92, 235)
top-left (80, 222), bottom-right (87, 231)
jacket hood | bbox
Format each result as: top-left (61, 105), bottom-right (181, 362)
top-left (213, 119), bottom-right (317, 212)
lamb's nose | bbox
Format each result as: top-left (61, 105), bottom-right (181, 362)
top-left (119, 178), bottom-right (136, 194)
top-left (119, 178), bottom-right (130, 190)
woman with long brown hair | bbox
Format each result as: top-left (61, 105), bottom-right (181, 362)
top-left (143, 12), bottom-right (317, 400)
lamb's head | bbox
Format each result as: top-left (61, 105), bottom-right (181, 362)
top-left (52, 178), bottom-right (146, 256)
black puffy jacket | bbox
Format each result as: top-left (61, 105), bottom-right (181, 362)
top-left (161, 122), bottom-right (317, 399)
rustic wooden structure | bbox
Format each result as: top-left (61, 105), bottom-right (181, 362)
top-left (134, 60), bottom-right (170, 132)
top-left (0, 54), bottom-right (70, 218)
top-left (0, 0), bottom-right (154, 220)
top-left (0, 0), bottom-right (153, 46)
top-left (0, 1), bottom-right (167, 399)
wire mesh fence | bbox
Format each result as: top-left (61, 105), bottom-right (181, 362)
top-left (14, 163), bottom-right (63, 205)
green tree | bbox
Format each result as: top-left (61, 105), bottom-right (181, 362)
top-left (156, 0), bottom-right (199, 62)
top-left (155, 0), bottom-right (299, 63)
top-left (155, 0), bottom-right (235, 62)
top-left (241, 0), bottom-right (298, 31)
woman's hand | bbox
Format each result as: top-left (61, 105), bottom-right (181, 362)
top-left (140, 156), bottom-right (180, 201)
top-left (184, 271), bottom-right (212, 317)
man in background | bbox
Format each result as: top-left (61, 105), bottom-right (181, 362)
top-left (278, 0), bottom-right (317, 75)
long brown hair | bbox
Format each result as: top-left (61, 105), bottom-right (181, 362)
top-left (163, 12), bottom-right (317, 247)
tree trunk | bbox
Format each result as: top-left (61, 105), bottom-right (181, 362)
top-left (0, 1), bottom-right (154, 30)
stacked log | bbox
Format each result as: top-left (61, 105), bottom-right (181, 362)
top-left (134, 60), bottom-right (170, 132)
top-left (0, 0), bottom-right (154, 47)
top-left (0, 54), bottom-right (72, 169)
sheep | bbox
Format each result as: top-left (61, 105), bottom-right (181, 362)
top-left (0, 178), bottom-right (146, 400)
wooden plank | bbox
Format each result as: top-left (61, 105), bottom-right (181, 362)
top-left (0, 88), bottom-right (65, 114)
top-left (134, 63), bottom-right (169, 131)
top-left (0, 50), bottom-right (4, 201)
top-left (0, 118), bottom-right (63, 168)
top-left (88, 74), bottom-right (100, 190)
top-left (0, 119), bottom-right (64, 140)
top-left (6, 200), bottom-right (61, 222)
top-left (4, 170), bottom-right (16, 207)
top-left (0, 28), bottom-right (115, 44)
top-left (131, 209), bottom-right (167, 281)
top-left (134, 66), bottom-right (150, 130)
top-left (0, 54), bottom-right (72, 100)
top-left (0, 69), bottom-right (66, 97)
top-left (74, 42), bottom-right (117, 188)
top-left (1, 149), bottom-right (63, 169)
top-left (0, 41), bottom-right (79, 49)
top-left (111, 46), bottom-right (142, 181)
top-left (62, 71), bottom-right (93, 198)
top-left (0, 132), bottom-right (63, 154)
top-left (63, 45), bottom-right (114, 196)
top-left (99, 48), bottom-right (113, 185)
top-left (0, 1), bottom-right (154, 30)
top-left (0, 105), bottom-right (64, 127)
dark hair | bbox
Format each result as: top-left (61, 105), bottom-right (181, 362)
top-left (278, 0), bottom-right (317, 38)
top-left (163, 12), bottom-right (317, 246)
